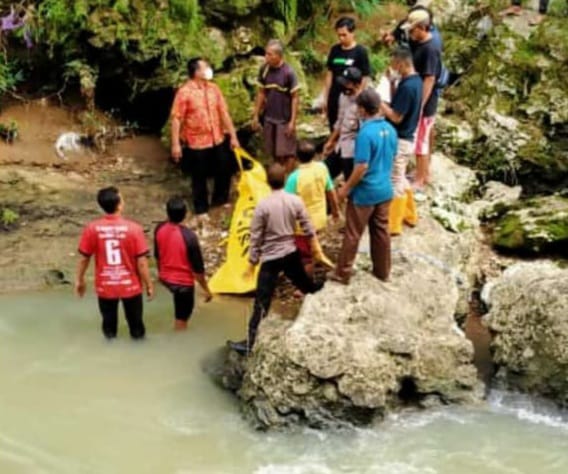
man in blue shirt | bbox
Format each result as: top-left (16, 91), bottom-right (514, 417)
top-left (330, 88), bottom-right (397, 284)
top-left (381, 47), bottom-right (423, 235)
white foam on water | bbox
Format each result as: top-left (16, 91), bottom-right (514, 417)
top-left (254, 462), bottom-right (333, 474)
top-left (488, 390), bottom-right (568, 431)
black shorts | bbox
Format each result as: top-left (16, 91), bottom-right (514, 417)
top-left (97, 294), bottom-right (145, 339)
top-left (162, 282), bottom-right (195, 322)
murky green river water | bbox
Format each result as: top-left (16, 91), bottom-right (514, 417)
top-left (1, 290), bottom-right (568, 474)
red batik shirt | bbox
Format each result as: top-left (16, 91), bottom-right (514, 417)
top-left (170, 80), bottom-right (228, 150)
top-left (78, 215), bottom-right (149, 299)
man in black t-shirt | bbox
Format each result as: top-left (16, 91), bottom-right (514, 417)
top-left (400, 9), bottom-right (441, 193)
top-left (323, 17), bottom-right (371, 130)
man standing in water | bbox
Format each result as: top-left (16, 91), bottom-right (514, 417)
top-left (229, 164), bottom-right (323, 355)
top-left (323, 17), bottom-right (371, 131)
top-left (252, 40), bottom-right (300, 172)
top-left (170, 57), bottom-right (240, 226)
top-left (329, 89), bottom-right (397, 284)
top-left (75, 186), bottom-right (153, 339)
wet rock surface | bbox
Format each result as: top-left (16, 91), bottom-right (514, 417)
top-left (484, 262), bottom-right (568, 406)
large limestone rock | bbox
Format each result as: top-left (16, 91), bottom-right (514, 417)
top-left (483, 262), bottom-right (568, 406)
top-left (235, 250), bottom-right (484, 429)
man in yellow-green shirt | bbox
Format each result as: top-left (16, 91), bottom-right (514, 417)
top-left (285, 140), bottom-right (339, 274)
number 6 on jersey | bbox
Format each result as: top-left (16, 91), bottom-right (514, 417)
top-left (105, 239), bottom-right (122, 265)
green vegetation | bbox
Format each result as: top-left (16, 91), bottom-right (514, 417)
top-left (0, 55), bottom-right (23, 94)
top-left (1, 208), bottom-right (20, 228)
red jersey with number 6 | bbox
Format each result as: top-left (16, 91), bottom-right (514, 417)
top-left (78, 215), bottom-right (149, 299)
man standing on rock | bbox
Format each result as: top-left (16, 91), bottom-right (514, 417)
top-left (329, 89), bottom-right (397, 284)
top-left (400, 9), bottom-right (442, 198)
top-left (380, 47), bottom-right (422, 235)
top-left (323, 17), bottom-right (371, 131)
top-left (228, 164), bottom-right (323, 355)
top-left (252, 40), bottom-right (300, 172)
top-left (75, 186), bottom-right (154, 339)
top-left (323, 66), bottom-right (365, 181)
top-left (170, 57), bottom-right (240, 226)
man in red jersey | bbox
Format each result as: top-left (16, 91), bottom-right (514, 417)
top-left (75, 186), bottom-right (153, 339)
top-left (154, 196), bottom-right (212, 331)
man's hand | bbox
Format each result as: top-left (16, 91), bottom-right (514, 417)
top-left (146, 285), bottom-right (155, 301)
top-left (285, 121), bottom-right (296, 137)
top-left (243, 263), bottom-right (255, 280)
top-left (203, 290), bottom-right (213, 303)
top-left (230, 134), bottom-right (240, 150)
top-left (75, 279), bottom-right (86, 298)
top-left (323, 140), bottom-right (335, 156)
top-left (332, 210), bottom-right (341, 223)
top-left (251, 117), bottom-right (261, 132)
top-left (171, 143), bottom-right (182, 163)
top-left (338, 185), bottom-right (350, 203)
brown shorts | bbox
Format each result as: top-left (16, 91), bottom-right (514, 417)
top-left (264, 121), bottom-right (297, 159)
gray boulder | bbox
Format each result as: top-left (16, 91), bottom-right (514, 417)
top-left (484, 262), bottom-right (568, 406)
top-left (236, 251), bottom-right (484, 429)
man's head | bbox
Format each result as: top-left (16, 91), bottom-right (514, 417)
top-left (187, 57), bottom-right (211, 81)
top-left (356, 88), bottom-right (382, 120)
top-left (335, 17), bottom-right (356, 48)
top-left (336, 67), bottom-right (363, 96)
top-left (390, 46), bottom-right (415, 76)
top-left (297, 140), bottom-right (316, 164)
top-left (166, 196), bottom-right (188, 224)
top-left (401, 9), bottom-right (431, 42)
top-left (97, 186), bottom-right (123, 215)
top-left (265, 39), bottom-right (285, 68)
top-left (267, 163), bottom-right (287, 190)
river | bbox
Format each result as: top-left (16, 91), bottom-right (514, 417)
top-left (1, 290), bottom-right (568, 474)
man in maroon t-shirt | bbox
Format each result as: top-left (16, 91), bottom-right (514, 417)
top-left (154, 196), bottom-right (212, 331)
top-left (252, 39), bottom-right (300, 172)
top-left (75, 186), bottom-right (153, 339)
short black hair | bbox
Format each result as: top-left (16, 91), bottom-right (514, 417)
top-left (97, 186), bottom-right (121, 214)
top-left (297, 140), bottom-right (316, 163)
top-left (166, 196), bottom-right (188, 223)
top-left (267, 163), bottom-right (286, 190)
top-left (356, 88), bottom-right (381, 116)
top-left (335, 17), bottom-right (356, 32)
top-left (187, 57), bottom-right (202, 79)
top-left (391, 46), bottom-right (414, 63)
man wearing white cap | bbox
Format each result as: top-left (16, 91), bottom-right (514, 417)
top-left (400, 9), bottom-right (442, 196)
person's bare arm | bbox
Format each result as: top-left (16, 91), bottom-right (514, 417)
top-left (339, 163), bottom-right (368, 201)
top-left (252, 88), bottom-right (266, 131)
top-left (137, 257), bottom-right (154, 300)
top-left (380, 102), bottom-right (404, 124)
top-left (362, 76), bottom-right (371, 88)
top-left (218, 91), bottom-right (240, 149)
top-left (75, 256), bottom-right (90, 298)
top-left (322, 71), bottom-right (333, 114)
top-left (287, 91), bottom-right (299, 136)
top-left (422, 76), bottom-right (436, 110)
top-left (194, 273), bottom-right (213, 302)
top-left (171, 117), bottom-right (182, 162)
top-left (326, 189), bottom-right (340, 219)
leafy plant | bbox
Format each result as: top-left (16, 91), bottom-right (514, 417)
top-left (0, 55), bottom-right (23, 93)
top-left (1, 208), bottom-right (20, 227)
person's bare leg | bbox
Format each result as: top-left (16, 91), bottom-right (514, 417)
top-left (414, 155), bottom-right (428, 189)
top-left (425, 126), bottom-right (436, 185)
top-left (174, 319), bottom-right (188, 331)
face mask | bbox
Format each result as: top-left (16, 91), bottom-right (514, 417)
top-left (204, 67), bottom-right (214, 81)
top-left (388, 67), bottom-right (401, 81)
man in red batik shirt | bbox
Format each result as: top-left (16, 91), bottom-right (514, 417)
top-left (75, 186), bottom-right (153, 340)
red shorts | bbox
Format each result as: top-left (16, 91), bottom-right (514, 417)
top-left (295, 235), bottom-right (313, 265)
top-left (414, 115), bottom-right (436, 156)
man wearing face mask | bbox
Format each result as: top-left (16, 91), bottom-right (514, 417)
top-left (323, 67), bottom-right (365, 182)
top-left (380, 47), bottom-right (422, 235)
top-left (252, 39), bottom-right (300, 171)
top-left (329, 89), bottom-right (397, 285)
top-left (170, 57), bottom-right (240, 226)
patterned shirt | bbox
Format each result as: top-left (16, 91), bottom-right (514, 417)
top-left (170, 80), bottom-right (228, 150)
